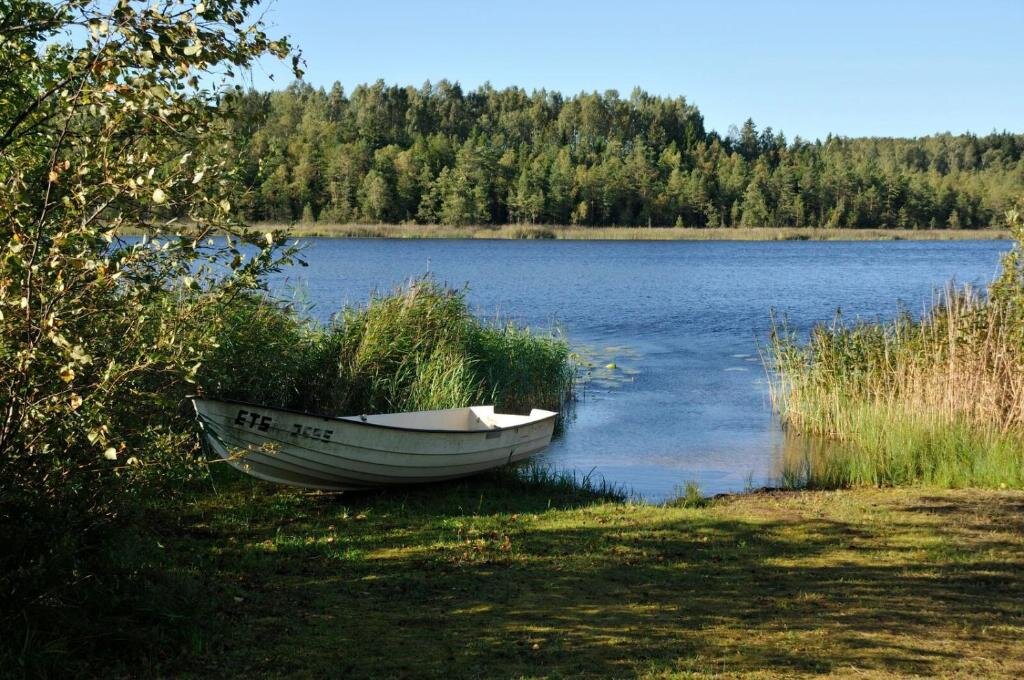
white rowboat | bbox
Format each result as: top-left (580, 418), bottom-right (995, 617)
top-left (191, 397), bottom-right (558, 491)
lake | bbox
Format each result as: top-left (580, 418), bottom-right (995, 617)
top-left (271, 238), bottom-right (1011, 501)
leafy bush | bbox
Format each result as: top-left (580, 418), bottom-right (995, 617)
top-left (0, 0), bottom-right (298, 647)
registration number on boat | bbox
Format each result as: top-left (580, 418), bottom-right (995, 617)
top-left (234, 409), bottom-right (333, 442)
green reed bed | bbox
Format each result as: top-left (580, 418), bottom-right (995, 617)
top-left (770, 211), bottom-right (1024, 489)
top-left (199, 278), bottom-right (574, 417)
top-left (775, 404), bottom-right (1024, 489)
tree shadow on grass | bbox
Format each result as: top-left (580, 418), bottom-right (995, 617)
top-left (900, 492), bottom-right (1024, 534)
top-left (159, 487), bottom-right (1024, 679)
top-left (23, 476), bottom-right (1022, 678)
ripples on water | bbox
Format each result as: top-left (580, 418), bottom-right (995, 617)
top-left (271, 238), bottom-right (1010, 501)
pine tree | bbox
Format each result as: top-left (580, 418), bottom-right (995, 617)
top-left (220, 81), bottom-right (1024, 230)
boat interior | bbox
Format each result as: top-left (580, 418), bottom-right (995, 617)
top-left (340, 405), bottom-right (555, 432)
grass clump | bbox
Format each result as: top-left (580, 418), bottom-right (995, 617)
top-left (327, 280), bottom-right (571, 414)
top-left (200, 278), bottom-right (574, 416)
top-left (501, 461), bottom-right (629, 500)
top-left (666, 480), bottom-right (709, 508)
top-left (505, 225), bottom-right (557, 239)
top-left (770, 209), bottom-right (1024, 488)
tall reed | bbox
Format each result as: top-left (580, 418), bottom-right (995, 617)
top-left (770, 210), bottom-right (1024, 488)
top-left (200, 279), bottom-right (574, 416)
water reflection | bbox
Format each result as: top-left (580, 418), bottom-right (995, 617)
top-left (769, 426), bottom-right (844, 491)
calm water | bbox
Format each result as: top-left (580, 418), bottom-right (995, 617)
top-left (271, 238), bottom-right (1010, 501)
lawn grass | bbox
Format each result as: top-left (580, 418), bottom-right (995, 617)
top-left (46, 471), bottom-right (1024, 679)
top-left (261, 223), bottom-right (1011, 241)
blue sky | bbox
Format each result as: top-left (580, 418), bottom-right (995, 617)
top-left (248, 0), bottom-right (1023, 141)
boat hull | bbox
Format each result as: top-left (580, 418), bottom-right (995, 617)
top-left (191, 398), bottom-right (557, 490)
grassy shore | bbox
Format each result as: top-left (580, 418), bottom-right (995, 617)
top-left (770, 216), bottom-right (1024, 489)
top-left (243, 223), bottom-right (1011, 241)
top-left (37, 471), bottom-right (1024, 679)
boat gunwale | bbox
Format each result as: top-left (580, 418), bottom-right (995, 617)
top-left (189, 395), bottom-right (558, 435)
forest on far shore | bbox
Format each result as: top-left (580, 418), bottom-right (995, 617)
top-left (223, 81), bottom-right (1024, 228)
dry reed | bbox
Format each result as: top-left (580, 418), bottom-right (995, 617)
top-left (770, 210), bottom-right (1024, 487)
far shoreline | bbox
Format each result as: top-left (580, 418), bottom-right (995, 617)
top-left (250, 223), bottom-right (1012, 242)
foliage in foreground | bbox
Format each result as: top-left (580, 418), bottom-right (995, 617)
top-left (0, 0), bottom-right (297, 628)
top-left (770, 210), bottom-right (1024, 488)
top-left (199, 279), bottom-right (575, 416)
